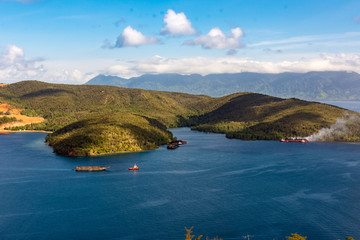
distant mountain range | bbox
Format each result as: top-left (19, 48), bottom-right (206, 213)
top-left (85, 71), bottom-right (360, 100)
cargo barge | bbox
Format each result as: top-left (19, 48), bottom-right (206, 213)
top-left (280, 138), bottom-right (309, 143)
top-left (75, 166), bottom-right (109, 172)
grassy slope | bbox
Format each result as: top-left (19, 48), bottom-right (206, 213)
top-left (0, 81), bottom-right (355, 155)
top-left (0, 81), bottom-right (213, 130)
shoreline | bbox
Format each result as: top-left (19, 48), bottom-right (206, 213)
top-left (64, 146), bottom-right (160, 157)
top-left (0, 130), bottom-right (53, 134)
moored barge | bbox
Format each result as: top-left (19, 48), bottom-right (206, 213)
top-left (280, 138), bottom-right (309, 143)
top-left (75, 166), bottom-right (109, 172)
top-left (167, 139), bottom-right (187, 149)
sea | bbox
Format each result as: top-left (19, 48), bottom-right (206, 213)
top-left (1, 101), bottom-right (360, 240)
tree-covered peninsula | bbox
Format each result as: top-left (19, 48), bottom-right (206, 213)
top-left (45, 113), bottom-right (172, 156)
top-left (0, 81), bottom-right (357, 156)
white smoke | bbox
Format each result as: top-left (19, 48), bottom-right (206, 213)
top-left (306, 114), bottom-right (360, 141)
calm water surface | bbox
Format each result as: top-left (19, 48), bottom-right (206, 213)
top-left (1, 128), bottom-right (360, 240)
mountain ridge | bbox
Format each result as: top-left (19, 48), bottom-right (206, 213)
top-left (85, 71), bottom-right (360, 100)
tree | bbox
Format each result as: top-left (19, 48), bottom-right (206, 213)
top-left (185, 227), bottom-right (203, 240)
top-left (286, 233), bottom-right (307, 240)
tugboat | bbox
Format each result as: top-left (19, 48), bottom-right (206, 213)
top-left (280, 138), bottom-right (309, 143)
top-left (75, 166), bottom-right (109, 172)
top-left (128, 164), bottom-right (139, 171)
top-left (166, 140), bottom-right (187, 149)
top-left (167, 143), bottom-right (179, 149)
top-left (168, 140), bottom-right (187, 145)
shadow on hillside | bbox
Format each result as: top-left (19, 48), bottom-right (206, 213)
top-left (188, 93), bottom-right (312, 124)
top-left (246, 111), bottom-right (323, 136)
top-left (21, 89), bottom-right (74, 98)
top-left (122, 122), bottom-right (170, 146)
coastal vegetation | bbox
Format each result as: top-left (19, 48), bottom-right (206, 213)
top-left (0, 103), bottom-right (45, 131)
top-left (0, 116), bottom-right (18, 124)
top-left (0, 80), bottom-right (358, 155)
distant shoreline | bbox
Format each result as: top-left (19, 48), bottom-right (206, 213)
top-left (0, 130), bottom-right (53, 134)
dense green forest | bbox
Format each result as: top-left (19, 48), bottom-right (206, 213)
top-left (0, 81), bottom-right (357, 156)
top-left (45, 113), bottom-right (172, 156)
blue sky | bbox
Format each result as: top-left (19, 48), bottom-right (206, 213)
top-left (0, 0), bottom-right (359, 83)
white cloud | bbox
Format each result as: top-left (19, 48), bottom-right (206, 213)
top-left (249, 32), bottom-right (360, 48)
top-left (0, 45), bottom-right (46, 82)
top-left (0, 45), bottom-right (97, 84)
top-left (41, 69), bottom-right (96, 84)
top-left (185, 27), bottom-right (244, 49)
top-left (112, 26), bottom-right (158, 48)
top-left (102, 53), bottom-right (360, 78)
top-left (161, 9), bottom-right (196, 36)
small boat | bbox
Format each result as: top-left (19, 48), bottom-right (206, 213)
top-left (167, 140), bottom-right (187, 145)
top-left (75, 166), bottom-right (109, 172)
top-left (129, 164), bottom-right (139, 171)
top-left (167, 140), bottom-right (187, 149)
top-left (280, 138), bottom-right (309, 143)
top-left (0, 132), bottom-right (9, 135)
top-left (167, 143), bottom-right (179, 149)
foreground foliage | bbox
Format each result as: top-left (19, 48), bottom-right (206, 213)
top-left (184, 229), bottom-right (354, 240)
top-left (185, 227), bottom-right (221, 240)
top-left (286, 233), bottom-right (307, 240)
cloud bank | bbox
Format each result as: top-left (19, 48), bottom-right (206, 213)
top-left (0, 45), bottom-right (95, 84)
top-left (0, 45), bottom-right (45, 82)
top-left (103, 53), bottom-right (360, 78)
top-left (2, 45), bottom-right (360, 84)
top-left (185, 27), bottom-right (244, 49)
top-left (161, 9), bottom-right (197, 36)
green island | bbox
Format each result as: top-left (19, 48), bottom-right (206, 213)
top-left (0, 80), bottom-right (358, 156)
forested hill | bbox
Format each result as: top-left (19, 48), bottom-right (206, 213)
top-left (0, 81), bottom-right (354, 156)
top-left (86, 71), bottom-right (360, 100)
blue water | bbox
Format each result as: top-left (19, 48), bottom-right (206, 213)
top-left (1, 129), bottom-right (360, 240)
